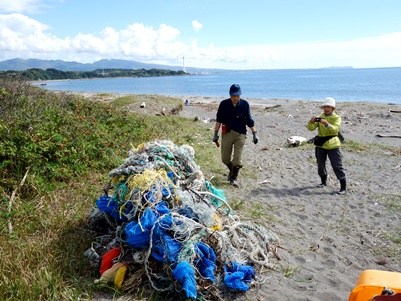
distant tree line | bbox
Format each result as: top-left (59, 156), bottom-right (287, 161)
top-left (0, 68), bottom-right (188, 80)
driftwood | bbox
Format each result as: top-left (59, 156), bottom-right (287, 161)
top-left (389, 110), bottom-right (401, 113)
top-left (375, 134), bottom-right (401, 138)
top-left (264, 104), bottom-right (282, 111)
top-left (8, 167), bottom-right (30, 234)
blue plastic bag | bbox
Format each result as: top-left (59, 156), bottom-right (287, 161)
top-left (125, 208), bottom-right (158, 248)
top-left (177, 206), bottom-right (200, 222)
top-left (151, 232), bottom-right (181, 263)
top-left (172, 262), bottom-right (197, 299)
top-left (96, 195), bottom-right (117, 215)
top-left (194, 243), bottom-right (216, 281)
top-left (96, 195), bottom-right (135, 222)
top-left (224, 261), bottom-right (255, 291)
top-left (155, 201), bottom-right (170, 215)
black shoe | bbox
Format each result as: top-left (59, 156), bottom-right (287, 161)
top-left (230, 179), bottom-right (240, 188)
top-left (318, 175), bottom-right (327, 188)
top-left (337, 179), bottom-right (346, 195)
top-left (226, 163), bottom-right (233, 181)
top-left (337, 189), bottom-right (346, 195)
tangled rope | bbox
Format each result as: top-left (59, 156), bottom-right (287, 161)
top-left (86, 139), bottom-right (279, 300)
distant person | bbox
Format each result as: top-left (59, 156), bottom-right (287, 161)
top-left (307, 97), bottom-right (347, 194)
top-left (212, 84), bottom-right (258, 188)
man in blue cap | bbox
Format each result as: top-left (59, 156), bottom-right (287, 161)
top-left (213, 84), bottom-right (258, 188)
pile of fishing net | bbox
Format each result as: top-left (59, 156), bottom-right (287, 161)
top-left (86, 139), bottom-right (279, 300)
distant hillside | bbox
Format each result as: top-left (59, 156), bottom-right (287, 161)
top-left (0, 68), bottom-right (187, 80)
top-left (0, 58), bottom-right (215, 73)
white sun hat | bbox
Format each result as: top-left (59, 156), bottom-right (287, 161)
top-left (321, 97), bottom-right (336, 109)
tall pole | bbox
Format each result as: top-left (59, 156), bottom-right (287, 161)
top-left (182, 56), bottom-right (186, 72)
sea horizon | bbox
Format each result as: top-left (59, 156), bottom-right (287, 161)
top-left (34, 67), bottom-right (401, 104)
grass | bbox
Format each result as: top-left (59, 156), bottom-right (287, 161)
top-left (0, 78), bottom-right (221, 300)
top-left (279, 263), bottom-right (300, 278)
top-left (342, 139), bottom-right (401, 156)
top-left (382, 194), bottom-right (401, 212)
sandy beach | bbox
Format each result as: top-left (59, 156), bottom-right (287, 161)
top-left (90, 93), bottom-right (401, 301)
top-left (177, 96), bottom-right (401, 301)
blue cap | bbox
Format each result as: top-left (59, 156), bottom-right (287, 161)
top-left (229, 84), bottom-right (242, 96)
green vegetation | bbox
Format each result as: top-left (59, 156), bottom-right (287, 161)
top-left (0, 78), bottom-right (218, 300)
top-left (0, 68), bottom-right (188, 81)
top-left (342, 139), bottom-right (401, 156)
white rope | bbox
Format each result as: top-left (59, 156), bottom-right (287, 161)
top-left (195, 191), bottom-right (233, 213)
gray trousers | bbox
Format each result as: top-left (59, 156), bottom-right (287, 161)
top-left (315, 147), bottom-right (346, 181)
top-left (221, 130), bottom-right (246, 167)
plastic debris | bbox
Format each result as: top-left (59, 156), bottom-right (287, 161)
top-left (99, 247), bottom-right (121, 275)
top-left (94, 262), bottom-right (127, 286)
top-left (172, 261), bottom-right (197, 298)
top-left (114, 264), bottom-right (128, 289)
top-left (224, 261), bottom-right (255, 291)
top-left (87, 139), bottom-right (279, 299)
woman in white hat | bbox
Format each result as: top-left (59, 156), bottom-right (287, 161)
top-left (307, 97), bottom-right (347, 195)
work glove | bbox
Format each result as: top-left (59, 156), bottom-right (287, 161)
top-left (252, 132), bottom-right (258, 144)
top-left (213, 130), bottom-right (219, 143)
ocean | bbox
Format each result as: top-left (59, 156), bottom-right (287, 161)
top-left (34, 67), bottom-right (401, 104)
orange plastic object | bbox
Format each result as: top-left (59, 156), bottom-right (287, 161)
top-left (99, 247), bottom-right (121, 275)
top-left (348, 270), bottom-right (401, 301)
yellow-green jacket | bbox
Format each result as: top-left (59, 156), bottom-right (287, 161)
top-left (307, 112), bottom-right (342, 150)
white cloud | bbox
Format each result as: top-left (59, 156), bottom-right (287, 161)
top-left (0, 14), bottom-right (60, 53)
top-left (1, 13), bottom-right (401, 69)
top-left (192, 20), bottom-right (202, 32)
top-left (0, 0), bottom-right (46, 13)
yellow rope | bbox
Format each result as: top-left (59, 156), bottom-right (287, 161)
top-left (127, 168), bottom-right (170, 192)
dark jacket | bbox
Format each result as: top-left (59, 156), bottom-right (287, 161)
top-left (216, 98), bottom-right (255, 134)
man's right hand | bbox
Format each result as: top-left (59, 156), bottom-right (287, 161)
top-left (252, 132), bottom-right (258, 144)
top-left (213, 130), bottom-right (219, 143)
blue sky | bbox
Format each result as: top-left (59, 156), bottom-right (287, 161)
top-left (1, 0), bottom-right (401, 69)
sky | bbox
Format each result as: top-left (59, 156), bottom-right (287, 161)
top-left (1, 0), bottom-right (401, 70)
